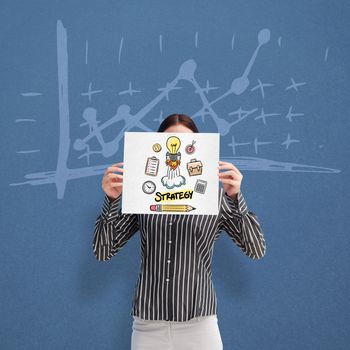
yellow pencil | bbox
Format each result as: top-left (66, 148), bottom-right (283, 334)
top-left (150, 204), bottom-right (196, 212)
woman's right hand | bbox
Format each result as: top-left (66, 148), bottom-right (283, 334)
top-left (102, 162), bottom-right (124, 201)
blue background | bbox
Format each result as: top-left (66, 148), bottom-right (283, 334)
top-left (1, 1), bottom-right (349, 349)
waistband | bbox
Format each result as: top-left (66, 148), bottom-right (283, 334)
top-left (133, 314), bottom-right (217, 324)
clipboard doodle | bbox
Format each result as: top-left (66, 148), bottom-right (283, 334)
top-left (145, 156), bottom-right (159, 176)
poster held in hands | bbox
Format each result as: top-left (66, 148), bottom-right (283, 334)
top-left (122, 131), bottom-right (220, 215)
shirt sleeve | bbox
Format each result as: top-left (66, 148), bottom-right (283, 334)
top-left (218, 190), bottom-right (266, 260)
top-left (92, 193), bottom-right (139, 261)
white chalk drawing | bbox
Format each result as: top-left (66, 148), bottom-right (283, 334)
top-left (10, 20), bottom-right (340, 199)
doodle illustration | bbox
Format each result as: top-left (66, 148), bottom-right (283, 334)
top-left (187, 158), bottom-right (203, 176)
top-left (185, 140), bottom-right (196, 154)
top-left (152, 143), bottom-right (162, 152)
top-left (154, 189), bottom-right (194, 202)
top-left (150, 203), bottom-right (196, 213)
top-left (145, 156), bottom-right (159, 176)
top-left (161, 136), bottom-right (186, 189)
top-left (194, 179), bottom-right (207, 194)
top-left (10, 21), bottom-right (340, 202)
top-left (142, 180), bottom-right (156, 194)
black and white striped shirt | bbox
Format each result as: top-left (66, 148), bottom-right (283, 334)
top-left (92, 187), bottom-right (266, 321)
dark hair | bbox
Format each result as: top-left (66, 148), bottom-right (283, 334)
top-left (157, 114), bottom-right (199, 133)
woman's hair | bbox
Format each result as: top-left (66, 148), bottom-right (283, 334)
top-left (157, 114), bottom-right (199, 133)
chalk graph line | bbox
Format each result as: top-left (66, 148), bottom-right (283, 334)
top-left (10, 20), bottom-right (340, 199)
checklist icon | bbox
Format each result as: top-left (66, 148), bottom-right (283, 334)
top-left (145, 156), bottom-right (159, 176)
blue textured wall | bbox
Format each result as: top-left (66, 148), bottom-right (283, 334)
top-left (1, 1), bottom-right (349, 349)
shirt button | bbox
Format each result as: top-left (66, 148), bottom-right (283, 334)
top-left (166, 278), bottom-right (170, 282)
top-left (169, 222), bottom-right (172, 225)
top-left (108, 214), bottom-right (112, 217)
top-left (168, 240), bottom-right (172, 244)
top-left (167, 260), bottom-right (171, 263)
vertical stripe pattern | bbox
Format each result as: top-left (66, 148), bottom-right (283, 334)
top-left (92, 188), bottom-right (266, 321)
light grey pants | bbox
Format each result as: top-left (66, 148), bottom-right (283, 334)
top-left (131, 314), bottom-right (223, 350)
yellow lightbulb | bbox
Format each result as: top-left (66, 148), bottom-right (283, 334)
top-left (166, 136), bottom-right (181, 154)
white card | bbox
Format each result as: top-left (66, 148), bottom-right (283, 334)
top-left (122, 132), bottom-right (220, 215)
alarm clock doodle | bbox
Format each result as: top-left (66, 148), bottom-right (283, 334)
top-left (123, 131), bottom-right (219, 215)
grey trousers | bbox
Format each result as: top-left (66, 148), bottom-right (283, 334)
top-left (131, 314), bottom-right (223, 350)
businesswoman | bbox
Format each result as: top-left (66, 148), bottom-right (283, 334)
top-left (93, 113), bottom-right (266, 350)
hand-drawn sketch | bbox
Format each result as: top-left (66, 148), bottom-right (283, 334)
top-left (186, 158), bottom-right (203, 176)
top-left (11, 20), bottom-right (340, 200)
top-left (142, 180), bottom-right (156, 195)
top-left (161, 136), bottom-right (186, 190)
top-left (194, 179), bottom-right (207, 194)
top-left (122, 132), bottom-right (219, 215)
top-left (145, 156), bottom-right (159, 176)
top-left (185, 140), bottom-right (196, 154)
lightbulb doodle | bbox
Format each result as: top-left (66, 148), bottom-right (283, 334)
top-left (161, 136), bottom-right (186, 190)
top-left (11, 19), bottom-right (340, 200)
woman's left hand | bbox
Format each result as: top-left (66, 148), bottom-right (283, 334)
top-left (217, 160), bottom-right (243, 200)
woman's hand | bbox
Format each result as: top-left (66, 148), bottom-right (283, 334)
top-left (102, 162), bottom-right (124, 201)
top-left (217, 160), bottom-right (243, 200)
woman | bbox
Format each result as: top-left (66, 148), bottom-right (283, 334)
top-left (93, 113), bottom-right (266, 350)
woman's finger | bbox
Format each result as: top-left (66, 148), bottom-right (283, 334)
top-left (102, 173), bottom-right (122, 187)
top-left (111, 162), bottom-right (124, 167)
top-left (218, 161), bottom-right (241, 176)
top-left (110, 181), bottom-right (123, 187)
top-left (218, 170), bottom-right (239, 179)
top-left (107, 174), bottom-right (123, 183)
top-left (105, 166), bottom-right (124, 175)
top-left (219, 178), bottom-right (240, 186)
top-left (107, 173), bottom-right (123, 178)
top-left (218, 163), bottom-right (239, 174)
